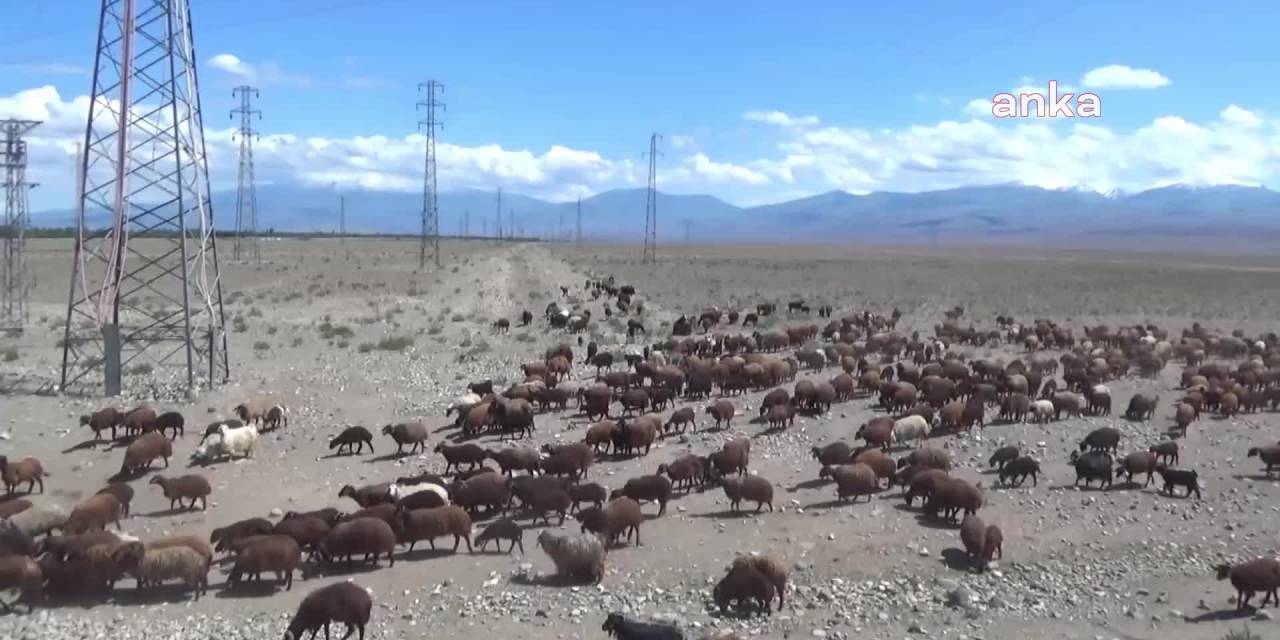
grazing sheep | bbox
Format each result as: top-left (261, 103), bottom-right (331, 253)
top-left (80, 407), bottom-right (124, 441)
top-left (112, 541), bottom-right (209, 599)
top-left (0, 456), bottom-right (45, 495)
top-left (475, 518), bottom-right (524, 553)
top-left (1154, 465), bottom-right (1201, 499)
top-left (1247, 445), bottom-right (1280, 476)
top-left (663, 407), bottom-right (697, 435)
top-left (6, 502), bottom-right (69, 538)
top-left (1079, 427), bottom-right (1121, 455)
top-left (611, 474), bottom-right (673, 515)
top-left (329, 426), bottom-right (375, 455)
top-left (713, 561), bottom-right (775, 617)
top-left (96, 483), bottom-right (134, 517)
top-left (284, 581), bottom-right (373, 640)
top-left (210, 517), bottom-right (274, 553)
top-left (317, 517), bottom-right (397, 568)
top-left (381, 422), bottom-right (429, 455)
top-left (1216, 558), bottom-right (1280, 612)
top-left (227, 534), bottom-right (302, 590)
top-left (1116, 451), bottom-right (1158, 486)
top-left (155, 411), bottom-right (185, 439)
top-left (811, 441), bottom-right (854, 467)
top-left (66, 493), bottom-right (124, 534)
top-left (338, 483), bottom-right (394, 508)
top-left (397, 505), bottom-right (473, 553)
top-left (233, 396), bottom-right (278, 426)
top-left (819, 463), bottom-right (879, 503)
top-left (852, 449), bottom-right (896, 487)
top-left (435, 442), bottom-right (488, 473)
top-left (892, 415), bottom-right (930, 447)
top-left (924, 478), bottom-right (982, 523)
top-left (601, 612), bottom-right (684, 640)
top-left (730, 554), bottom-right (788, 610)
top-left (1149, 441), bottom-right (1179, 465)
top-left (537, 530), bottom-right (606, 583)
top-left (720, 475), bottom-right (773, 513)
top-left (988, 446), bottom-right (1019, 470)
top-left (959, 514), bottom-right (986, 563)
top-left (119, 431), bottom-right (172, 476)
top-left (998, 456), bottom-right (1041, 487)
top-left (149, 474), bottom-right (212, 510)
top-left (0, 555), bottom-right (41, 611)
top-left (613, 414), bottom-right (661, 457)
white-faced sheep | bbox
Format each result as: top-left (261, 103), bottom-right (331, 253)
top-left (537, 530), bottom-right (606, 584)
top-left (112, 541), bottom-right (209, 599)
top-left (389, 482), bottom-right (450, 511)
top-left (284, 581), bottom-right (373, 640)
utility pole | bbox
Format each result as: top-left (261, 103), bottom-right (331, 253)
top-left (642, 133), bottom-right (662, 264)
top-left (576, 196), bottom-right (582, 246)
top-left (339, 194), bottom-right (346, 236)
top-left (683, 218), bottom-right (692, 244)
top-left (417, 80), bottom-right (444, 269)
top-left (1, 119), bottom-right (39, 331)
top-left (230, 85), bottom-right (260, 262)
top-left (463, 210), bottom-right (469, 237)
top-left (495, 187), bottom-right (503, 239)
top-left (509, 209), bottom-right (515, 240)
top-left (62, 0), bottom-right (228, 395)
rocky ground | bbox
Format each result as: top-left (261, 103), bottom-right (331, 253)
top-left (1, 238), bottom-right (1279, 640)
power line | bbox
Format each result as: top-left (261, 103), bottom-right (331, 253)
top-left (642, 133), bottom-right (661, 264)
top-left (231, 85), bottom-right (261, 262)
top-left (417, 79), bottom-right (444, 269)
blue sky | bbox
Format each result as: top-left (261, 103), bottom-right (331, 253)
top-left (1, 0), bottom-right (1276, 211)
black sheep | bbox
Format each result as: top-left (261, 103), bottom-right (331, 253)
top-left (1155, 465), bottom-right (1201, 499)
top-left (1069, 450), bottom-right (1113, 489)
top-left (284, 581), bottom-right (373, 640)
top-left (329, 426), bottom-right (375, 455)
top-left (998, 455), bottom-right (1040, 487)
top-left (1079, 427), bottom-right (1121, 454)
top-left (601, 612), bottom-right (684, 640)
top-left (987, 445), bottom-right (1019, 470)
top-left (468, 379), bottom-right (494, 396)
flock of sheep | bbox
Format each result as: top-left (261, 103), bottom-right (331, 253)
top-left (4, 274), bottom-right (1280, 639)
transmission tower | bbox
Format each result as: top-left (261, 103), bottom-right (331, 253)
top-left (463, 209), bottom-right (469, 236)
top-left (417, 80), bottom-right (444, 269)
top-left (683, 218), bottom-right (692, 244)
top-left (576, 196), bottom-right (582, 246)
top-left (2, 119), bottom-right (40, 331)
top-left (642, 133), bottom-right (661, 264)
top-left (231, 85), bottom-right (260, 262)
top-left (61, 0), bottom-right (228, 396)
top-left (339, 194), bottom-right (346, 236)
top-left (495, 187), bottom-right (503, 239)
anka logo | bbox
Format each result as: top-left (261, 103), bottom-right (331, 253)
top-left (992, 80), bottom-right (1101, 118)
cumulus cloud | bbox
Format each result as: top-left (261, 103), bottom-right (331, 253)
top-left (209, 54), bottom-right (252, 77)
top-left (1220, 104), bottom-right (1263, 129)
top-left (1080, 64), bottom-right (1170, 89)
top-left (682, 153), bottom-right (770, 185)
top-left (744, 110), bottom-right (820, 128)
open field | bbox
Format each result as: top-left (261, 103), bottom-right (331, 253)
top-left (1, 238), bottom-right (1280, 640)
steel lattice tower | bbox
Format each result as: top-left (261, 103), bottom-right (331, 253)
top-left (417, 80), bottom-right (444, 269)
top-left (2, 119), bottom-right (40, 330)
top-left (60, 0), bottom-right (228, 396)
top-left (642, 133), bottom-right (661, 264)
top-left (575, 196), bottom-right (582, 246)
top-left (231, 85), bottom-right (260, 262)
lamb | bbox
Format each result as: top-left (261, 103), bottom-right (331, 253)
top-left (338, 483), bottom-right (394, 508)
top-left (1079, 427), bottom-right (1121, 455)
top-left (396, 505), bottom-right (473, 553)
top-left (486, 446), bottom-right (542, 476)
top-left (118, 430), bottom-right (172, 476)
top-left (329, 426), bottom-right (375, 455)
top-left (264, 404), bottom-right (289, 431)
top-left (381, 422), bottom-right (430, 455)
top-left (997, 456), bottom-right (1040, 487)
top-left (987, 445), bottom-right (1019, 470)
top-left (730, 553), bottom-right (789, 610)
top-left (149, 474), bottom-right (212, 510)
top-left (112, 541), bottom-right (209, 599)
top-left (0, 456), bottom-right (45, 495)
top-left (601, 612), bottom-right (685, 639)
top-left (210, 517), bottom-right (274, 553)
top-left (80, 407), bottom-right (124, 441)
top-left (892, 414), bottom-right (930, 447)
top-left (811, 441), bottom-right (854, 467)
top-left (475, 518), bottom-right (524, 553)
top-left (537, 529), bottom-right (606, 583)
top-left (713, 561), bottom-right (775, 617)
top-left (658, 454), bottom-right (707, 493)
top-left (0, 555), bottom-right (41, 612)
top-left (96, 483), bottom-right (134, 517)
top-left (568, 482), bottom-right (609, 512)
top-left (66, 493), bottom-right (124, 534)
top-left (317, 517), bottom-right (397, 568)
top-left (1216, 558), bottom-right (1280, 612)
top-left (576, 496), bottom-right (644, 547)
top-left (959, 514), bottom-right (986, 565)
top-left (1247, 445), bottom-right (1280, 476)
top-left (435, 442), bottom-right (488, 473)
top-left (6, 502), bottom-right (69, 538)
top-left (227, 534), bottom-right (302, 590)
top-left (819, 463), bottom-right (879, 503)
top-left (1116, 451), bottom-right (1158, 486)
top-left (283, 581), bottom-right (373, 640)
top-left (610, 474), bottom-right (673, 516)
top-left (1149, 440), bottom-right (1179, 465)
top-left (155, 411), bottom-right (185, 439)
top-left (1154, 465), bottom-right (1201, 499)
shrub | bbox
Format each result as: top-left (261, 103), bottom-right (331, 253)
top-left (1223, 627), bottom-right (1261, 640)
top-left (126, 363), bottom-right (153, 376)
top-left (318, 322), bottom-right (354, 340)
top-left (358, 343), bottom-right (374, 353)
top-left (375, 335), bottom-right (413, 352)
top-left (1, 347), bottom-right (18, 362)
top-left (266, 326), bottom-right (278, 336)
top-left (233, 316), bottom-right (248, 333)
top-left (291, 337), bottom-right (303, 348)
top-left (253, 341), bottom-right (270, 351)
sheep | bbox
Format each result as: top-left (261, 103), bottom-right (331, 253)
top-left (446, 392), bottom-right (483, 428)
top-left (0, 520), bottom-right (35, 557)
top-left (523, 486), bottom-right (572, 526)
top-left (575, 497), bottom-right (645, 547)
top-left (317, 517), bottom-right (397, 568)
top-left (924, 478), bottom-right (982, 522)
top-left (509, 475), bottom-right (570, 508)
top-left (213, 423), bottom-right (260, 459)
top-left (6, 502), bottom-right (69, 538)
top-left (146, 535), bottom-right (214, 566)
top-left (155, 411), bottom-right (185, 439)
top-left (852, 448), bottom-right (896, 488)
top-left (397, 505), bottom-right (473, 553)
top-left (537, 529), bottom-right (606, 583)
top-left (343, 504), bottom-right (398, 527)
top-left (613, 414), bottom-right (661, 457)
top-left (1154, 465), bottom-right (1201, 499)
top-left (36, 530), bottom-right (123, 561)
top-left (96, 483), bottom-right (135, 517)
top-left (855, 417), bottom-right (895, 450)
top-left (486, 446), bottom-right (542, 476)
top-left (959, 514), bottom-right (986, 565)
top-left (731, 553), bottom-right (788, 610)
top-left (1116, 451), bottom-right (1158, 486)
top-left (119, 431), bottom-right (172, 476)
top-left (284, 581), bottom-right (373, 640)
top-left (1216, 558), bottom-right (1280, 612)
top-left (904, 469), bottom-right (950, 507)
top-left (475, 518), bottom-right (524, 553)
top-left (819, 463), bottom-right (879, 503)
top-left (0, 499), bottom-right (31, 519)
top-left (720, 475), bottom-right (773, 513)
top-left (708, 438), bottom-right (751, 479)
top-left (541, 442), bottom-right (595, 480)
top-left (601, 612), bottom-right (685, 639)
top-left (1247, 445), bottom-right (1280, 476)
top-left (568, 482), bottom-right (609, 512)
top-left (227, 534), bottom-right (302, 590)
top-left (338, 483), bottom-right (394, 508)
top-left (233, 396), bottom-right (279, 426)
top-left (0, 456), bottom-right (44, 495)
top-left (713, 561), bottom-right (775, 617)
top-left (1069, 450), bottom-right (1113, 489)
top-left (705, 399), bottom-right (736, 429)
top-left (987, 446), bottom-right (1019, 470)
top-left (121, 406), bottom-right (159, 437)
top-left (1029, 399), bottom-right (1054, 423)
top-left (981, 525), bottom-right (1004, 566)
top-left (282, 508), bottom-right (343, 527)
top-left (997, 456), bottom-right (1041, 487)
top-left (658, 454), bottom-right (707, 493)
top-left (112, 541), bottom-right (209, 599)
top-left (329, 426), bottom-right (375, 455)
top-left (264, 404), bottom-right (289, 431)
top-left (149, 474), bottom-right (212, 510)
top-left (210, 517), bottom-right (274, 553)
top-left (1079, 427), bottom-right (1121, 455)
top-left (1149, 440), bottom-right (1179, 465)
top-left (892, 414), bottom-right (930, 447)
top-left (895, 447), bottom-right (952, 472)
top-left (811, 441), bottom-right (854, 467)
top-left (381, 421), bottom-right (429, 455)
top-left (66, 493), bottom-right (124, 534)
top-left (199, 418), bottom-right (242, 444)
top-left (391, 482), bottom-right (450, 512)
top-left (451, 473), bottom-right (512, 517)
top-left (0, 555), bottom-right (41, 612)
top-left (610, 474), bottom-right (673, 516)
top-left (663, 407), bottom-right (696, 435)
top-left (80, 407), bottom-right (124, 441)
top-left (271, 516), bottom-right (332, 557)
top-left (435, 442), bottom-right (488, 473)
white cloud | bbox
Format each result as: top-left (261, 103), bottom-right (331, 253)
top-left (668, 134), bottom-right (696, 150)
top-left (1221, 104), bottom-right (1262, 129)
top-left (744, 110), bottom-right (820, 128)
top-left (0, 62), bottom-right (87, 75)
top-left (207, 53), bottom-right (311, 87)
top-left (209, 54), bottom-right (252, 77)
top-left (683, 153), bottom-right (770, 185)
top-left (1080, 64), bottom-right (1170, 90)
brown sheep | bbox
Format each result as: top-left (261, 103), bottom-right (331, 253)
top-left (1116, 451), bottom-right (1158, 486)
top-left (584, 420), bottom-right (619, 454)
top-left (451, 472), bottom-right (512, 516)
top-left (730, 554), bottom-right (788, 610)
top-left (122, 406), bottom-right (158, 436)
top-left (855, 417), bottom-right (894, 451)
top-left (66, 493), bottom-right (123, 534)
top-left (435, 443), bottom-right (488, 473)
top-left (474, 518), bottom-right (524, 553)
top-left (147, 535), bottom-right (214, 565)
top-left (112, 542), bottom-right (208, 598)
top-left (705, 399), bottom-right (736, 429)
top-left (852, 449), bottom-right (896, 487)
top-left (575, 497), bottom-right (643, 547)
top-left (905, 471), bottom-right (946, 509)
top-left (819, 463), bottom-right (879, 503)
top-left (959, 514), bottom-right (986, 562)
top-left (119, 431), bottom-right (172, 476)
top-left (0, 555), bottom-right (42, 612)
top-left (0, 456), bottom-right (44, 495)
top-left (486, 447), bottom-right (542, 476)
top-left (897, 447), bottom-right (952, 472)
top-left (272, 516), bottom-right (332, 555)
top-left (1149, 440), bottom-right (1179, 465)
top-left (709, 438), bottom-right (751, 479)
top-left (397, 505), bottom-right (473, 553)
top-left (720, 475), bottom-right (774, 513)
top-left (1174, 402), bottom-right (1196, 435)
top-left (343, 504), bottom-right (398, 527)
top-left (0, 499), bottom-right (31, 520)
top-left (658, 454), bottom-right (706, 492)
top-left (713, 562), bottom-right (775, 617)
top-left (1247, 445), bottom-right (1280, 476)
top-left (211, 517), bottom-right (274, 553)
top-left (338, 483), bottom-right (393, 508)
top-left (981, 524), bottom-right (1003, 566)
top-left (228, 534), bottom-right (302, 590)
top-left (925, 478), bottom-right (982, 523)
top-left (149, 474), bottom-right (211, 510)
top-left (540, 443), bottom-right (594, 481)
top-left (317, 517), bottom-right (397, 568)
top-left (663, 407), bottom-right (697, 435)
top-left (568, 482), bottom-right (608, 513)
top-left (614, 414), bottom-right (661, 457)
top-left (522, 486), bottom-right (572, 526)
top-left (811, 441), bottom-right (854, 467)
top-left (96, 483), bottom-right (134, 517)
top-left (765, 400), bottom-right (798, 429)
top-left (283, 581), bottom-right (373, 640)
top-left (381, 422), bottom-right (429, 455)
top-left (610, 474), bottom-right (672, 516)
top-left (80, 407), bottom-right (124, 441)
top-left (1217, 558), bottom-right (1280, 612)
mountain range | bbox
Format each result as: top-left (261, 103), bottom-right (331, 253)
top-left (30, 183), bottom-right (1280, 247)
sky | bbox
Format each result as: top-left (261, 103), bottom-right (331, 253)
top-left (0, 0), bottom-right (1277, 213)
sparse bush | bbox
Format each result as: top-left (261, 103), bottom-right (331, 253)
top-left (253, 341), bottom-right (270, 351)
top-left (318, 322), bottom-right (354, 340)
top-left (357, 343), bottom-right (373, 353)
top-left (248, 307), bottom-right (262, 318)
top-left (233, 316), bottom-right (248, 333)
top-left (450, 314), bottom-right (465, 323)
top-left (1, 347), bottom-right (18, 362)
top-left (291, 337), bottom-right (303, 348)
top-left (266, 326), bottom-right (278, 336)
top-left (375, 335), bottom-right (413, 352)
top-left (126, 363), bottom-right (153, 376)
top-left (427, 325), bottom-right (442, 336)
top-left (1223, 627), bottom-right (1261, 640)
top-left (336, 340), bottom-right (350, 349)
top-left (515, 333), bottom-right (535, 343)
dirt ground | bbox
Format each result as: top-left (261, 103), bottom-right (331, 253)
top-left (2, 237), bottom-right (1279, 640)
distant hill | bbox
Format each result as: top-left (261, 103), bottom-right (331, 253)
top-left (30, 183), bottom-right (1280, 246)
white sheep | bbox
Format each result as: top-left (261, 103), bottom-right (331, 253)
top-left (1030, 399), bottom-right (1055, 423)
top-left (217, 424), bottom-right (259, 459)
top-left (7, 502), bottom-right (69, 537)
top-left (892, 415), bottom-right (930, 447)
top-left (537, 530), bottom-right (606, 584)
top-left (387, 482), bottom-right (450, 505)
